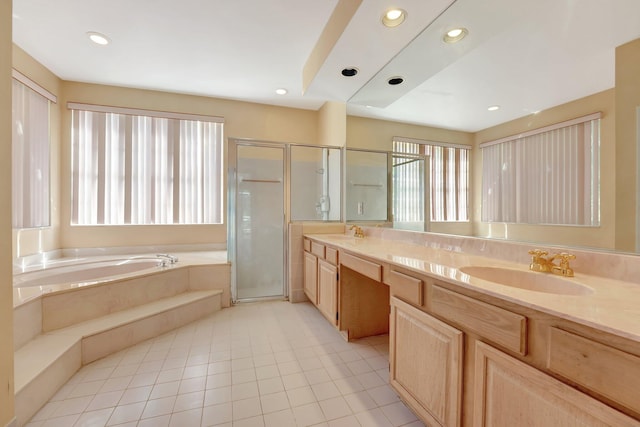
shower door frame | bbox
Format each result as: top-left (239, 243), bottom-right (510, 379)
top-left (228, 138), bottom-right (290, 303)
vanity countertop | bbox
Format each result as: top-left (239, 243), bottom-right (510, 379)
top-left (305, 233), bottom-right (640, 343)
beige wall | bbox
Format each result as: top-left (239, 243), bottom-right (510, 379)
top-left (318, 101), bottom-right (346, 147)
top-left (12, 46), bottom-right (62, 258)
top-left (59, 81), bottom-right (318, 249)
top-left (615, 38), bottom-right (640, 252)
top-left (346, 115), bottom-right (474, 151)
top-left (1, 2), bottom-right (15, 425)
top-left (474, 89), bottom-right (616, 249)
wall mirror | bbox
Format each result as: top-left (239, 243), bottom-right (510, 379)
top-left (290, 145), bottom-right (341, 221)
top-left (345, 0), bottom-right (640, 254)
top-left (344, 149), bottom-right (388, 222)
top-left (345, 148), bottom-right (430, 232)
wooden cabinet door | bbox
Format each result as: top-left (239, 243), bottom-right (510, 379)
top-left (473, 341), bottom-right (640, 427)
top-left (317, 259), bottom-right (338, 326)
top-left (389, 297), bottom-right (463, 427)
top-left (304, 252), bottom-right (318, 305)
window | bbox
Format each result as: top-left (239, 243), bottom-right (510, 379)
top-left (480, 113), bottom-right (600, 226)
top-left (12, 70), bottom-right (55, 229)
top-left (70, 103), bottom-right (223, 225)
top-left (393, 138), bottom-right (470, 222)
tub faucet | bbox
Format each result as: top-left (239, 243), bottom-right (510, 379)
top-left (157, 253), bottom-right (179, 264)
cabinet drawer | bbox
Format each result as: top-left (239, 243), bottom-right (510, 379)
top-left (431, 285), bottom-right (527, 355)
top-left (325, 246), bottom-right (338, 265)
top-left (311, 242), bottom-right (325, 258)
top-left (341, 252), bottom-right (382, 282)
top-left (387, 269), bottom-right (423, 306)
top-left (303, 239), bottom-right (311, 252)
top-left (547, 327), bottom-right (640, 414)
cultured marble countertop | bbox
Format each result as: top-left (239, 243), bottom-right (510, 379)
top-left (305, 233), bottom-right (640, 343)
top-left (12, 251), bottom-right (229, 308)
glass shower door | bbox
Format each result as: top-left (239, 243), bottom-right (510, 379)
top-left (234, 144), bottom-right (285, 300)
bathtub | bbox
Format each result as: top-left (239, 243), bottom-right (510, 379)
top-left (13, 257), bottom-right (166, 288)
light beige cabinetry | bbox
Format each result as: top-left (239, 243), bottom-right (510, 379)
top-left (317, 259), bottom-right (338, 325)
top-left (303, 250), bottom-right (317, 304)
top-left (303, 239), bottom-right (339, 328)
top-left (474, 341), bottom-right (639, 427)
top-left (304, 237), bottom-right (640, 426)
top-left (387, 268), bottom-right (640, 427)
top-left (390, 297), bottom-right (463, 427)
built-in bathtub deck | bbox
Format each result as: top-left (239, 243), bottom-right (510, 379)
top-left (13, 251), bottom-right (231, 427)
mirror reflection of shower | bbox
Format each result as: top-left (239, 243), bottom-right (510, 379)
top-left (291, 146), bottom-right (341, 221)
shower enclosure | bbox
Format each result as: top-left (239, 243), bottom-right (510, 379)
top-left (228, 141), bottom-right (286, 301)
top-left (228, 140), bottom-right (342, 303)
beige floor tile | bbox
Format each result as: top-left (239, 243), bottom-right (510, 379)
top-left (27, 302), bottom-right (420, 427)
top-left (232, 396), bottom-right (262, 420)
top-left (292, 402), bottom-right (325, 426)
top-left (141, 396), bottom-right (176, 419)
top-left (202, 401), bottom-right (232, 426)
top-left (319, 396), bottom-right (352, 421)
top-left (380, 401), bottom-right (419, 426)
top-left (263, 408), bottom-right (297, 427)
top-left (105, 401), bottom-right (145, 426)
top-left (168, 408), bottom-right (203, 427)
top-left (260, 391), bottom-right (290, 414)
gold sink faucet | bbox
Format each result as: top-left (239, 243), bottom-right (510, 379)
top-left (350, 225), bottom-right (365, 238)
top-left (528, 249), bottom-right (576, 277)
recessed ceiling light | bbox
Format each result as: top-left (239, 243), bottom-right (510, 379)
top-left (275, 88), bottom-right (288, 95)
top-left (443, 27), bottom-right (468, 43)
top-left (487, 105), bottom-right (500, 111)
top-left (87, 31), bottom-right (110, 45)
top-left (382, 8), bottom-right (406, 28)
top-left (341, 68), bottom-right (359, 77)
top-left (387, 76), bottom-right (404, 86)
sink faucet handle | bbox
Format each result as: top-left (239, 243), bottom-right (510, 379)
top-left (555, 253), bottom-right (576, 276)
top-left (528, 249), bottom-right (550, 272)
top-left (528, 249), bottom-right (548, 258)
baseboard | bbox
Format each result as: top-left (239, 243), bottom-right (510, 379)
top-left (5, 417), bottom-right (17, 427)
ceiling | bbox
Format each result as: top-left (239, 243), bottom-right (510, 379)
top-left (12, 0), bottom-right (640, 132)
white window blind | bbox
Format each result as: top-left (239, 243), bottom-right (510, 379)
top-left (70, 104), bottom-right (224, 225)
top-left (393, 138), bottom-right (470, 222)
top-left (392, 143), bottom-right (423, 225)
top-left (480, 113), bottom-right (600, 226)
top-left (12, 77), bottom-right (51, 228)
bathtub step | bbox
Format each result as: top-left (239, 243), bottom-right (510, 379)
top-left (14, 289), bottom-right (222, 427)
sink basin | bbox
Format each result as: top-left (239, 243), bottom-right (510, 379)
top-left (459, 266), bottom-right (594, 296)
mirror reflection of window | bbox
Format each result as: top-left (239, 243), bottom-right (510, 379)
top-left (392, 153), bottom-right (428, 231)
top-left (290, 145), bottom-right (341, 221)
top-left (480, 113), bottom-right (601, 226)
top-left (12, 74), bottom-right (53, 229)
top-left (393, 138), bottom-right (470, 223)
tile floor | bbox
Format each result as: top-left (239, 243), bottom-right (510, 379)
top-left (25, 301), bottom-right (425, 427)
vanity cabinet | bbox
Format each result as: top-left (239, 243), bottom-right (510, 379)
top-left (474, 341), bottom-right (639, 427)
top-left (303, 235), bottom-right (640, 426)
top-left (303, 239), bottom-right (339, 327)
top-left (317, 259), bottom-right (338, 325)
top-left (390, 297), bottom-right (463, 427)
top-left (303, 250), bottom-right (318, 304)
top-left (388, 276), bottom-right (640, 426)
